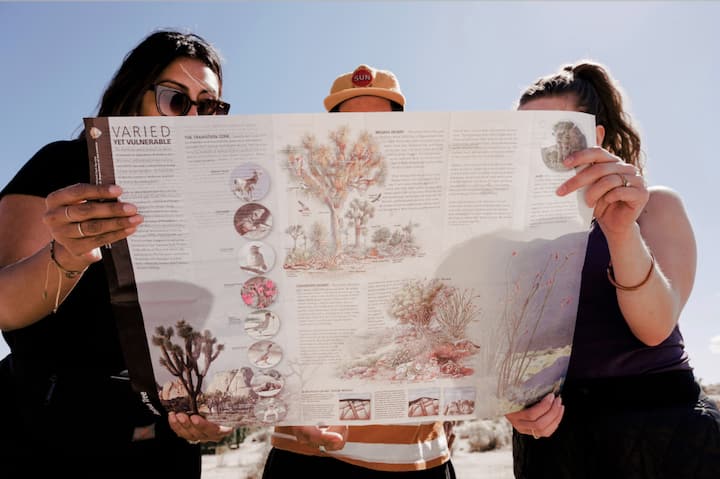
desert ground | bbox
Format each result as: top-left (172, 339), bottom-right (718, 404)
top-left (201, 435), bottom-right (514, 479)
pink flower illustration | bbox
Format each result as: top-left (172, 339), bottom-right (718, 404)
top-left (241, 276), bottom-right (278, 309)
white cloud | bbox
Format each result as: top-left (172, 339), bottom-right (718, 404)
top-left (710, 335), bottom-right (720, 354)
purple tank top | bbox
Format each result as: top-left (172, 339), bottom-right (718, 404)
top-left (566, 221), bottom-right (691, 379)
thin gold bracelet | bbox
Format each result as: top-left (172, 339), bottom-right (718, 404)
top-left (49, 239), bottom-right (86, 278)
top-left (606, 252), bottom-right (655, 291)
top-left (43, 240), bottom-right (88, 313)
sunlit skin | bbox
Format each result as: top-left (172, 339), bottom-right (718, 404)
top-left (140, 58), bottom-right (223, 116)
top-left (505, 94), bottom-right (696, 440)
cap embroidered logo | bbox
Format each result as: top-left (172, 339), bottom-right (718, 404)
top-left (351, 67), bottom-right (373, 87)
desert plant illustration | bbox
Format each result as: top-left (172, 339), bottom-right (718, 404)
top-left (152, 320), bottom-right (224, 414)
top-left (390, 279), bottom-right (446, 332)
top-left (285, 224), bottom-right (304, 251)
top-left (282, 126), bottom-right (428, 270)
top-left (494, 251), bottom-right (576, 405)
top-left (364, 220), bottom-right (420, 259)
top-left (284, 224), bottom-right (312, 268)
top-left (284, 217), bottom-right (421, 270)
top-left (345, 198), bottom-right (375, 247)
top-left (308, 221), bottom-right (328, 255)
top-left (285, 126), bottom-right (386, 257)
top-left (372, 226), bottom-right (391, 246)
top-left (198, 367), bottom-right (258, 423)
top-left (338, 278), bottom-right (481, 381)
top-left (241, 276), bottom-right (278, 309)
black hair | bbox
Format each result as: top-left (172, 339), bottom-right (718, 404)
top-left (97, 30), bottom-right (224, 117)
top-left (518, 60), bottom-right (643, 171)
top-left (329, 99), bottom-right (404, 113)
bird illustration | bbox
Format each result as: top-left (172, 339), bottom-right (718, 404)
top-left (297, 200), bottom-right (310, 214)
top-left (370, 193), bottom-right (382, 203)
top-left (241, 244), bottom-right (268, 274)
top-left (257, 342), bottom-right (275, 366)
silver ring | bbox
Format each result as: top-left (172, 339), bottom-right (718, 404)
top-left (77, 222), bottom-right (85, 238)
top-left (64, 206), bottom-right (73, 221)
top-left (188, 440), bottom-right (201, 445)
top-left (616, 173), bottom-right (629, 188)
top-left (531, 428), bottom-right (539, 440)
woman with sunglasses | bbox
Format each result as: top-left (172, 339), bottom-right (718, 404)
top-left (0, 29), bottom-right (232, 477)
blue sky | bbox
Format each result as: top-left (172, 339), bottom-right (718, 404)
top-left (1, 1), bottom-right (718, 383)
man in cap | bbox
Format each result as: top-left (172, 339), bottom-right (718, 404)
top-left (324, 64), bottom-right (405, 113)
top-left (262, 65), bottom-right (457, 478)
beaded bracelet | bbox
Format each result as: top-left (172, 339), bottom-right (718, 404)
top-left (50, 239), bottom-right (86, 278)
top-left (606, 253), bottom-right (655, 291)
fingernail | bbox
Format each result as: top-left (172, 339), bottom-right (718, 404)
top-left (108, 185), bottom-right (122, 195)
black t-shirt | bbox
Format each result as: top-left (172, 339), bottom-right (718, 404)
top-left (1, 139), bottom-right (125, 374)
top-left (1, 137), bottom-right (201, 473)
top-left (1, 139), bottom-right (163, 442)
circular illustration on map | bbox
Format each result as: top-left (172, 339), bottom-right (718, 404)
top-left (248, 340), bottom-right (283, 368)
top-left (229, 162), bottom-right (271, 202)
top-left (239, 241), bottom-right (275, 276)
top-left (240, 276), bottom-right (278, 309)
top-left (251, 370), bottom-right (284, 398)
top-left (254, 398), bottom-right (288, 424)
top-left (234, 203), bottom-right (272, 240)
top-left (540, 120), bottom-right (588, 171)
top-left (244, 309), bottom-right (280, 340)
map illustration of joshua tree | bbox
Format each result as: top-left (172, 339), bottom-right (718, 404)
top-left (282, 126), bottom-right (421, 271)
top-left (153, 320), bottom-right (278, 426)
top-left (152, 320), bottom-right (225, 415)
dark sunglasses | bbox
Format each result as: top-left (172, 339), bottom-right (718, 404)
top-left (149, 84), bottom-right (230, 116)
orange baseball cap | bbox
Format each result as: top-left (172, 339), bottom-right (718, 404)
top-left (324, 64), bottom-right (406, 111)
